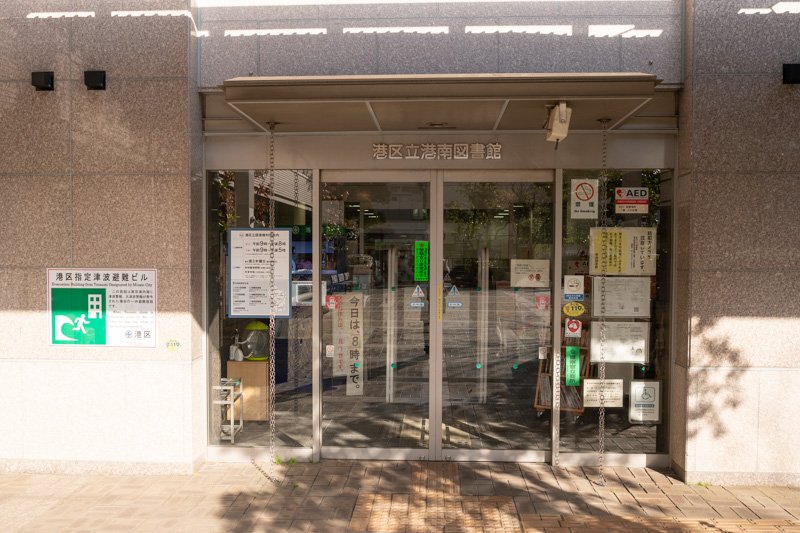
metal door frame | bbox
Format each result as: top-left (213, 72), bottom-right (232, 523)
top-left (431, 170), bottom-right (559, 463)
top-left (314, 169), bottom-right (562, 463)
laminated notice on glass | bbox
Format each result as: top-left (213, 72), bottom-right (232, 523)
top-left (629, 380), bottom-right (661, 423)
top-left (510, 259), bottom-right (550, 288)
top-left (565, 346), bottom-right (581, 386)
top-left (583, 379), bottom-right (624, 408)
top-left (592, 277), bottom-right (650, 318)
top-left (48, 268), bottom-right (157, 347)
top-left (590, 321), bottom-right (649, 364)
top-left (589, 227), bottom-right (656, 276)
top-left (343, 293), bottom-right (364, 396)
top-left (228, 228), bottom-right (291, 318)
top-left (414, 241), bottom-right (429, 282)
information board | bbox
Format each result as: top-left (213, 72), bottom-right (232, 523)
top-left (48, 269), bottom-right (157, 347)
top-left (589, 227), bottom-right (656, 276)
top-left (228, 228), bottom-right (291, 318)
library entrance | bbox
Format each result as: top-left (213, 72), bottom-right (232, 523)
top-left (320, 170), bottom-right (557, 461)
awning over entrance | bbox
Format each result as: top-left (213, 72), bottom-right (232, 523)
top-left (216, 73), bottom-right (664, 135)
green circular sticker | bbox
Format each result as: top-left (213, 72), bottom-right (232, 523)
top-left (512, 363), bottom-right (519, 370)
top-left (354, 362), bottom-right (360, 368)
top-left (391, 363), bottom-right (396, 369)
top-left (476, 363), bottom-right (482, 369)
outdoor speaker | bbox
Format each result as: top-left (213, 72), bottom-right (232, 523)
top-left (84, 70), bottom-right (106, 90)
top-left (31, 71), bottom-right (54, 91)
top-left (783, 64), bottom-right (800, 84)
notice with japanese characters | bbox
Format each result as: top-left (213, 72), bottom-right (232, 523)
top-left (589, 227), bottom-right (656, 276)
top-left (510, 259), bottom-right (550, 288)
top-left (341, 293), bottom-right (364, 396)
top-left (592, 277), bottom-right (650, 318)
top-left (583, 379), bottom-right (624, 408)
top-left (48, 269), bottom-right (157, 347)
top-left (590, 321), bottom-right (649, 364)
top-left (228, 229), bottom-right (291, 318)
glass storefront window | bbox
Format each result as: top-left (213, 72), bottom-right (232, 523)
top-left (206, 170), bottom-right (313, 448)
top-left (558, 169), bottom-right (672, 454)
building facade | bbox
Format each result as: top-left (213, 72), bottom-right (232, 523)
top-left (0, 0), bottom-right (798, 486)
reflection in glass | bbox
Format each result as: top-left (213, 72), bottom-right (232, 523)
top-left (207, 170), bottom-right (313, 448)
top-left (442, 182), bottom-right (553, 450)
top-left (559, 169), bottom-right (672, 454)
top-left (321, 182), bottom-right (430, 448)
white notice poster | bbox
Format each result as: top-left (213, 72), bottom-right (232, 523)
top-left (343, 293), bottom-right (364, 396)
top-left (510, 259), bottom-right (550, 288)
top-left (590, 321), bottom-right (649, 363)
top-left (630, 380), bottom-right (661, 423)
top-left (592, 277), bottom-right (650, 318)
top-left (228, 229), bottom-right (291, 318)
top-left (583, 379), bottom-right (624, 408)
top-left (589, 227), bottom-right (656, 276)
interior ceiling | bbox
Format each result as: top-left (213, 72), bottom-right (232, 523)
top-left (208, 73), bottom-right (672, 134)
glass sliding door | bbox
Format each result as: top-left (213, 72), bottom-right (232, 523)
top-left (320, 173), bottom-right (432, 455)
top-left (437, 172), bottom-right (554, 458)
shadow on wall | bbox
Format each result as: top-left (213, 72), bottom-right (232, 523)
top-left (686, 315), bottom-right (744, 441)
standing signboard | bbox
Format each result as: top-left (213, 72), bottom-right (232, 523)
top-left (48, 269), bottom-right (157, 347)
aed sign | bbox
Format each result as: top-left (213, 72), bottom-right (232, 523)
top-left (615, 187), bottom-right (649, 214)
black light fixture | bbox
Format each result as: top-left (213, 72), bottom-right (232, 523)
top-left (31, 71), bottom-right (54, 91)
top-left (783, 64), bottom-right (800, 84)
top-left (84, 70), bottom-right (106, 90)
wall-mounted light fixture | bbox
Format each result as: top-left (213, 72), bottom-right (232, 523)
top-left (31, 71), bottom-right (54, 91)
top-left (84, 70), bottom-right (106, 90)
top-left (784, 64), bottom-right (800, 84)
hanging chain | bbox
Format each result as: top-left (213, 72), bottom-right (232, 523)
top-left (252, 123), bottom-right (280, 483)
top-left (597, 118), bottom-right (610, 486)
top-left (292, 171), bottom-right (300, 416)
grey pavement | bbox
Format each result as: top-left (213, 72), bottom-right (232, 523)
top-left (2, 461), bottom-right (799, 532)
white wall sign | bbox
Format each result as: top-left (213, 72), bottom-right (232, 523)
top-left (48, 269), bottom-right (157, 347)
top-left (589, 227), bottom-right (656, 276)
top-left (372, 142), bottom-right (502, 160)
top-left (590, 321), bottom-right (649, 363)
top-left (510, 259), bottom-right (550, 288)
top-left (583, 379), bottom-right (624, 408)
top-left (228, 229), bottom-right (291, 318)
top-left (592, 277), bottom-right (650, 318)
top-left (630, 380), bottom-right (661, 423)
top-left (570, 179), bottom-right (598, 219)
top-left (615, 187), bottom-right (649, 214)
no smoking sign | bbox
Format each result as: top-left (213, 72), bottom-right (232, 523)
top-left (565, 318), bottom-right (582, 338)
top-left (570, 178), bottom-right (598, 219)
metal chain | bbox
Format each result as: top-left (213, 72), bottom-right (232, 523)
top-left (292, 171), bottom-right (300, 416)
top-left (597, 119), bottom-right (610, 486)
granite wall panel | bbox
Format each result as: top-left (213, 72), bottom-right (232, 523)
top-left (691, 172), bottom-right (800, 271)
top-left (693, 1), bottom-right (800, 75)
top-left (692, 74), bottom-right (800, 173)
top-left (0, 175), bottom-right (72, 268)
top-left (687, 367), bottom-right (760, 474)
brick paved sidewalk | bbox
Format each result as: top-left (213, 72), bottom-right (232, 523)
top-left (2, 461), bottom-right (798, 532)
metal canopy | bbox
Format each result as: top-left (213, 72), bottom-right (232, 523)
top-left (220, 73), bottom-right (661, 135)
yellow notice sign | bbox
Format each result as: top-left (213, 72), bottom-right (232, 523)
top-left (589, 227), bottom-right (657, 276)
top-left (562, 302), bottom-right (586, 317)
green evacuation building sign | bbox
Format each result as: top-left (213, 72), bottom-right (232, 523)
top-left (414, 241), bottom-right (429, 282)
top-left (51, 288), bottom-right (107, 345)
top-left (48, 269), bottom-right (157, 347)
